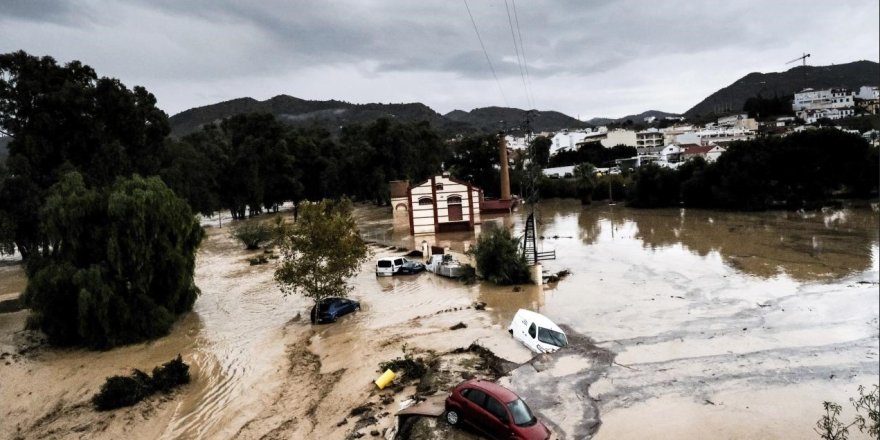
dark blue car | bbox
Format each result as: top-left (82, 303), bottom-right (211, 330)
top-left (311, 297), bottom-right (360, 324)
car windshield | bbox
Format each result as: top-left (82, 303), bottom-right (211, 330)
top-left (506, 399), bottom-right (536, 426)
top-left (378, 260), bottom-right (392, 268)
top-left (537, 327), bottom-right (567, 347)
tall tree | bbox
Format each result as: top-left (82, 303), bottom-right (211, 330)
top-left (0, 51), bottom-right (169, 259)
top-left (23, 173), bottom-right (203, 348)
top-left (274, 199), bottom-right (367, 320)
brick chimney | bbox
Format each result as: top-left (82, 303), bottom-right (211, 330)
top-left (499, 132), bottom-right (511, 200)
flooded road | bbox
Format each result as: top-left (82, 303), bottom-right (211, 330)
top-left (361, 199), bottom-right (880, 439)
top-left (1, 200), bottom-right (877, 439)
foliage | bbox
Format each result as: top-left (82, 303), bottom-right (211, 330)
top-left (22, 173), bottom-right (203, 348)
top-left (549, 142), bottom-right (636, 168)
top-left (447, 134), bottom-right (501, 197)
top-left (231, 219), bottom-right (277, 250)
top-left (92, 355), bottom-right (190, 411)
top-left (742, 94), bottom-right (793, 119)
top-left (379, 345), bottom-right (429, 379)
top-left (0, 51), bottom-right (169, 260)
top-left (628, 164), bottom-right (681, 208)
top-left (151, 355), bottom-right (192, 392)
top-left (815, 385), bottom-right (880, 440)
top-left (530, 136), bottom-right (552, 168)
top-left (851, 385), bottom-right (880, 438)
top-left (92, 370), bottom-right (154, 411)
top-left (623, 129), bottom-right (878, 209)
top-left (468, 225), bottom-right (530, 285)
top-left (274, 199), bottom-right (368, 308)
top-left (573, 163), bottom-right (597, 204)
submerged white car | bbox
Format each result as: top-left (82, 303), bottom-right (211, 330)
top-left (508, 309), bottom-right (568, 354)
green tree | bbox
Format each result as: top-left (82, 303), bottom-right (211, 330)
top-left (0, 51), bottom-right (169, 260)
top-left (530, 136), bottom-right (552, 168)
top-left (274, 199), bottom-right (368, 320)
top-left (468, 225), bottom-right (530, 285)
top-left (22, 173), bottom-right (203, 348)
top-left (447, 134), bottom-right (501, 197)
top-left (574, 163), bottom-right (597, 204)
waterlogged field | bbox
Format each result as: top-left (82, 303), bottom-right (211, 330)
top-left (0, 200), bottom-right (877, 439)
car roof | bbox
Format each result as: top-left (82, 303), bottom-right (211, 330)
top-left (514, 309), bottom-right (564, 333)
top-left (377, 256), bottom-right (402, 262)
top-left (459, 379), bottom-right (520, 403)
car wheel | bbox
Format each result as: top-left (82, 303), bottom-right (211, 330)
top-left (445, 409), bottom-right (460, 426)
top-left (331, 315), bottom-right (338, 323)
top-left (355, 305), bottom-right (361, 311)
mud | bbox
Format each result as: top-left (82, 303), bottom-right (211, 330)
top-left (1, 200), bottom-right (877, 439)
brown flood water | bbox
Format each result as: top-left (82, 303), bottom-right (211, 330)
top-left (0, 200), bottom-right (877, 439)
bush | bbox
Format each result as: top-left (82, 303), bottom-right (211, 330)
top-left (92, 355), bottom-right (190, 411)
top-left (151, 355), bottom-right (191, 392)
top-left (92, 370), bottom-right (153, 411)
top-left (231, 220), bottom-right (276, 250)
top-left (468, 225), bottom-right (530, 285)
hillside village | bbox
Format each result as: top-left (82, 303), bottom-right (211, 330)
top-left (511, 85), bottom-right (880, 179)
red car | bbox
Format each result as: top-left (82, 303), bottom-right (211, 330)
top-left (444, 379), bottom-right (551, 440)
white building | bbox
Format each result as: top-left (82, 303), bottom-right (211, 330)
top-left (798, 108), bottom-right (856, 124)
top-left (857, 86), bottom-right (879, 100)
top-left (793, 88), bottom-right (855, 111)
top-left (599, 129), bottom-right (638, 148)
top-left (659, 144), bottom-right (683, 163)
top-left (390, 175), bottom-right (482, 235)
top-left (636, 128), bottom-right (664, 154)
top-left (677, 127), bottom-right (754, 146)
top-left (505, 135), bottom-right (528, 151)
top-left (550, 130), bottom-right (591, 155)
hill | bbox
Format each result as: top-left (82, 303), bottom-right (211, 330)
top-left (584, 110), bottom-right (681, 126)
top-left (443, 106), bottom-right (588, 133)
top-left (685, 60), bottom-right (880, 117)
top-left (169, 95), bottom-right (449, 137)
top-left (169, 96), bottom-right (589, 137)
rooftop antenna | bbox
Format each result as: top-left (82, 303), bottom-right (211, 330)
top-left (786, 52), bottom-right (811, 91)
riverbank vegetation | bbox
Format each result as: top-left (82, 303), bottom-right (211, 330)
top-left (468, 225), bottom-right (531, 285)
top-left (92, 356), bottom-right (191, 411)
top-left (539, 129), bottom-right (878, 210)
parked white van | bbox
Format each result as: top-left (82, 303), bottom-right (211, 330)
top-left (508, 309), bottom-right (568, 354)
top-left (375, 257), bottom-right (404, 277)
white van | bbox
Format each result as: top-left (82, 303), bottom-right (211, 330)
top-left (375, 256), bottom-right (404, 277)
top-left (508, 309), bottom-right (568, 354)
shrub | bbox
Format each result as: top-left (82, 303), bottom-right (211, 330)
top-left (92, 356), bottom-right (190, 411)
top-left (468, 225), bottom-right (530, 285)
top-left (151, 355), bottom-right (191, 392)
top-left (92, 370), bottom-right (153, 411)
top-left (231, 220), bottom-right (276, 250)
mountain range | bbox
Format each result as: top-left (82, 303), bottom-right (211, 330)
top-left (168, 60), bottom-right (877, 137)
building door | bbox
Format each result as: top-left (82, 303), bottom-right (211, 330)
top-left (447, 196), bottom-right (463, 221)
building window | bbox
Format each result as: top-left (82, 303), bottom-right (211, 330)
top-left (418, 197), bottom-right (433, 206)
top-left (435, 183), bottom-right (444, 191)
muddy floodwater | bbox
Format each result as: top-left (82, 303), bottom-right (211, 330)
top-left (1, 200), bottom-right (878, 439)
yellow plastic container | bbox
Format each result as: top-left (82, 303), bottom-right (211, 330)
top-left (374, 369), bottom-right (396, 389)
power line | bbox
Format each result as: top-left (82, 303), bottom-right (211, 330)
top-left (504, 0), bottom-right (532, 109)
top-left (511, 0), bottom-right (535, 109)
top-left (462, 0), bottom-right (509, 107)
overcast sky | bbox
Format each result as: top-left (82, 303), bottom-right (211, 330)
top-left (2, 0), bottom-right (878, 119)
